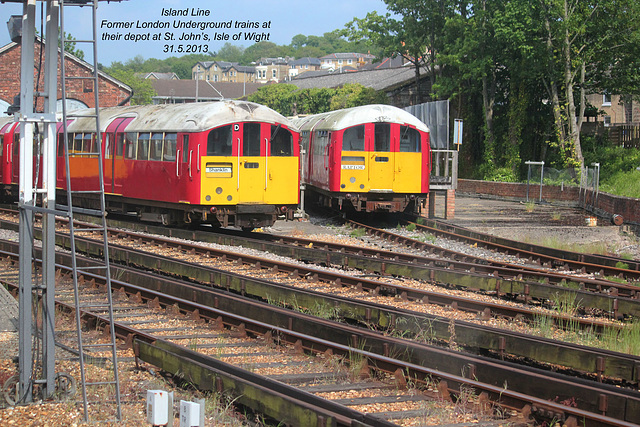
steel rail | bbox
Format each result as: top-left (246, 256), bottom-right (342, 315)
top-left (408, 217), bottom-right (640, 278)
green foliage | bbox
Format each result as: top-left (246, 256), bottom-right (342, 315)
top-left (106, 68), bottom-right (155, 105)
top-left (247, 83), bottom-right (387, 116)
top-left (482, 167), bottom-right (518, 183)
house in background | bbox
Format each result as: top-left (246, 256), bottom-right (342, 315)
top-left (583, 93), bottom-right (640, 148)
top-left (288, 57), bottom-right (322, 79)
top-left (137, 72), bottom-right (180, 80)
top-left (0, 36), bottom-right (132, 114)
top-left (255, 57), bottom-right (290, 83)
top-left (192, 61), bottom-right (256, 83)
top-left (319, 53), bottom-right (375, 71)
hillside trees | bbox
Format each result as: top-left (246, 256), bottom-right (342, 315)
top-left (247, 83), bottom-right (386, 116)
top-left (351, 0), bottom-right (640, 178)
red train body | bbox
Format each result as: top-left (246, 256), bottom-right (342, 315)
top-left (0, 101), bottom-right (300, 229)
top-left (294, 104), bottom-right (431, 214)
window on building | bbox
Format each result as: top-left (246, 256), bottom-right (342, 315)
top-left (272, 69), bottom-right (277, 78)
top-left (604, 115), bottom-right (611, 126)
top-left (603, 93), bottom-right (612, 107)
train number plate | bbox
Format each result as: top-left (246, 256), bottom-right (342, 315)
top-left (342, 165), bottom-right (365, 170)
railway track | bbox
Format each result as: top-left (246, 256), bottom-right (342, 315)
top-left (2, 208), bottom-right (640, 425)
top-left (1, 247), bottom-right (639, 426)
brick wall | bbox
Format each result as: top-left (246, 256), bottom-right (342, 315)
top-left (458, 179), bottom-right (640, 225)
top-left (0, 42), bottom-right (131, 110)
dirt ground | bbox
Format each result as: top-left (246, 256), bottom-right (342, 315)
top-left (447, 196), bottom-right (640, 260)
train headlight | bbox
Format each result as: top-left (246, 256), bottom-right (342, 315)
top-left (210, 207), bottom-right (217, 214)
top-left (280, 206), bottom-right (288, 213)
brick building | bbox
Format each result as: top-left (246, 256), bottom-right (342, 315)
top-left (0, 37), bottom-right (132, 115)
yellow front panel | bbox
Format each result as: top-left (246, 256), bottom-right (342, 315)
top-left (264, 157), bottom-right (299, 204)
top-left (340, 152), bottom-right (368, 192)
top-left (393, 152), bottom-right (422, 193)
top-left (368, 152), bottom-right (394, 191)
top-left (201, 156), bottom-right (299, 205)
top-left (201, 156), bottom-right (241, 205)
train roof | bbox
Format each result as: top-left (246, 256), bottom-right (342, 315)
top-left (292, 104), bottom-right (429, 133)
top-left (66, 100), bottom-right (297, 133)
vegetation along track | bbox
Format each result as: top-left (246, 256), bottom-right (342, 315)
top-left (1, 244), bottom-right (640, 426)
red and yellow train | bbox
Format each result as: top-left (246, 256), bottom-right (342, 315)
top-left (0, 100), bottom-right (300, 229)
top-left (293, 104), bottom-right (431, 215)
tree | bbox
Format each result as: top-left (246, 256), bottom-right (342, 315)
top-left (345, 1), bottom-right (453, 103)
top-left (216, 43), bottom-right (244, 63)
top-left (107, 68), bottom-right (155, 105)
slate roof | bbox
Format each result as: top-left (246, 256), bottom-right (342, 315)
top-left (150, 79), bottom-right (265, 100)
top-left (290, 66), bottom-right (425, 92)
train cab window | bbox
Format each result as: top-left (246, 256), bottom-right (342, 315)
top-left (374, 123), bottom-right (391, 152)
top-left (242, 123), bottom-right (261, 156)
top-left (270, 125), bottom-right (292, 156)
top-left (137, 133), bottom-right (150, 161)
top-left (182, 135), bottom-right (189, 162)
top-left (124, 132), bottom-right (137, 159)
top-left (207, 125), bottom-right (232, 156)
top-left (116, 134), bottom-right (125, 158)
top-left (399, 126), bottom-right (421, 152)
top-left (163, 133), bottom-right (177, 161)
top-left (149, 133), bottom-right (163, 161)
top-left (343, 125), bottom-right (364, 151)
top-left (0, 135), bottom-right (3, 157)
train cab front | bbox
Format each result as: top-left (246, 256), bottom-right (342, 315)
top-left (200, 121), bottom-right (299, 229)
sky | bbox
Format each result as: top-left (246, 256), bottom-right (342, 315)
top-left (0, 0), bottom-right (389, 66)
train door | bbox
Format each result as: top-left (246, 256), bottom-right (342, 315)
top-left (104, 117), bottom-right (133, 194)
top-left (368, 122), bottom-right (394, 191)
top-left (0, 122), bottom-right (17, 185)
top-left (264, 124), bottom-right (299, 205)
top-left (236, 122), bottom-right (265, 203)
top-left (393, 125), bottom-right (423, 193)
top-left (11, 124), bottom-right (20, 184)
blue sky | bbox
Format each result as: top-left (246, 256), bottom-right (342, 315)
top-left (0, 0), bottom-right (388, 66)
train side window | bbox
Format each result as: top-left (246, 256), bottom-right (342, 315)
top-left (73, 133), bottom-right (83, 152)
top-left (182, 135), bottom-right (189, 162)
top-left (0, 135), bottom-right (3, 157)
top-left (207, 125), bottom-right (232, 156)
top-left (116, 134), bottom-right (125, 158)
top-left (124, 132), bottom-right (137, 159)
top-left (242, 123), bottom-right (260, 156)
top-left (163, 133), bottom-right (177, 161)
top-left (374, 123), bottom-right (391, 152)
top-left (270, 125), bottom-right (292, 156)
top-left (137, 133), bottom-right (150, 161)
top-left (343, 125), bottom-right (364, 151)
top-left (149, 132), bottom-right (163, 161)
top-left (399, 126), bottom-right (421, 153)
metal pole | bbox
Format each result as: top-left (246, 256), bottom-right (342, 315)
top-left (41, 0), bottom-right (60, 399)
top-left (18, 0), bottom-right (36, 403)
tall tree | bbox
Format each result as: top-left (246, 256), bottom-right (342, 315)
top-left (345, 1), bottom-right (454, 103)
